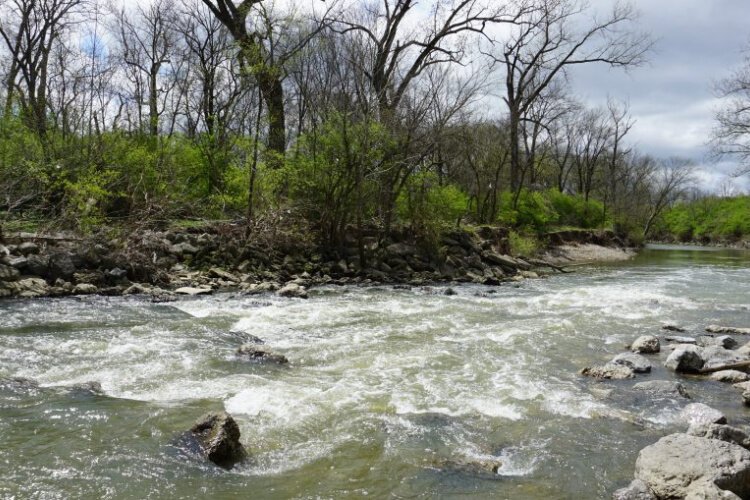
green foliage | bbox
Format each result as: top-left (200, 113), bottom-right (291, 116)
top-left (659, 196), bottom-right (750, 242)
top-left (397, 172), bottom-right (469, 231)
top-left (547, 190), bottom-right (606, 229)
top-left (508, 230), bottom-right (540, 256)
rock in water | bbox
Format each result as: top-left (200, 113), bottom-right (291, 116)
top-left (630, 335), bottom-right (660, 354)
top-left (612, 479), bottom-right (656, 500)
top-left (612, 352), bottom-right (652, 373)
top-left (664, 345), bottom-right (704, 373)
top-left (632, 380), bottom-right (690, 399)
top-left (635, 433), bottom-right (750, 499)
top-left (175, 287), bottom-right (213, 296)
top-left (698, 335), bottom-right (738, 349)
top-left (706, 325), bottom-right (750, 335)
top-left (580, 363), bottom-right (635, 380)
top-left (236, 345), bottom-right (288, 364)
top-left (189, 412), bottom-right (247, 469)
top-left (710, 370), bottom-right (749, 383)
top-left (277, 283), bottom-right (308, 299)
top-left (661, 324), bottom-right (686, 333)
top-left (680, 403), bottom-right (727, 427)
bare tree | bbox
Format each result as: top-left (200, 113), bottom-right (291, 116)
top-left (111, 0), bottom-right (178, 138)
top-left (712, 45), bottom-right (750, 176)
top-left (642, 157), bottom-right (694, 237)
top-left (491, 0), bottom-right (651, 192)
top-left (0, 0), bottom-right (83, 140)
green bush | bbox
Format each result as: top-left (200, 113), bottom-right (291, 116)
top-left (659, 196), bottom-right (750, 242)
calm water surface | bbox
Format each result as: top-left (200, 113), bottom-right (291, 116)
top-left (1, 245), bottom-right (749, 499)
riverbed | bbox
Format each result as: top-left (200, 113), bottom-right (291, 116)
top-left (1, 244), bottom-right (749, 498)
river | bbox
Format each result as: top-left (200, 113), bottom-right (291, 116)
top-left (1, 244), bottom-right (749, 499)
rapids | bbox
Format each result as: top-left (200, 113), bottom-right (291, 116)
top-left (1, 244), bottom-right (749, 498)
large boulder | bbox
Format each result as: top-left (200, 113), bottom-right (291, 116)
top-left (680, 403), bottom-right (727, 427)
top-left (635, 433), bottom-right (750, 499)
top-left (702, 346), bottom-right (750, 371)
top-left (580, 363), bottom-right (635, 380)
top-left (665, 345), bottom-right (704, 373)
top-left (631, 335), bottom-right (660, 354)
top-left (11, 278), bottom-right (50, 298)
top-left (632, 380), bottom-right (690, 399)
top-left (188, 411), bottom-right (247, 469)
top-left (687, 423), bottom-right (750, 450)
top-left (48, 252), bottom-right (76, 281)
top-left (613, 352), bottom-right (652, 373)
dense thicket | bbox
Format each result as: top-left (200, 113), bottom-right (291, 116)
top-left (655, 196), bottom-right (750, 243)
top-left (0, 0), bottom-right (709, 249)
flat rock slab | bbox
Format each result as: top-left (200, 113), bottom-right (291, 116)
top-left (580, 363), bottom-right (635, 380)
top-left (635, 433), bottom-right (750, 499)
top-left (665, 335), bottom-right (697, 344)
top-left (175, 287), bottom-right (213, 296)
top-left (680, 403), bottom-right (727, 427)
top-left (632, 380), bottom-right (690, 399)
top-left (613, 352), bottom-right (652, 373)
top-left (707, 325), bottom-right (750, 335)
top-left (710, 370), bottom-right (750, 383)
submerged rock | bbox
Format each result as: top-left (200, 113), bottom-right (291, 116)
top-left (236, 345), bottom-right (288, 364)
top-left (664, 335), bottom-right (696, 344)
top-left (432, 456), bottom-right (503, 477)
top-left (634, 433), bottom-right (750, 499)
top-left (188, 411), bottom-right (247, 469)
top-left (66, 381), bottom-right (104, 396)
top-left (630, 335), bottom-right (660, 354)
top-left (613, 352), bottom-right (652, 373)
top-left (680, 403), bottom-right (727, 427)
top-left (632, 380), bottom-right (690, 399)
top-left (664, 345), bottom-right (704, 373)
top-left (661, 324), bottom-right (686, 333)
top-left (580, 363), bottom-right (635, 380)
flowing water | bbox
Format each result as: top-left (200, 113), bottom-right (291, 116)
top-left (1, 245), bottom-right (749, 499)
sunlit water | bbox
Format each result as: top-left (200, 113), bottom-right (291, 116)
top-left (1, 245), bottom-right (749, 499)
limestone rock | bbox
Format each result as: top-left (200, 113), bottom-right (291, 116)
top-left (631, 335), bottom-right (660, 354)
top-left (665, 345), bottom-right (704, 373)
top-left (613, 352), bottom-right (652, 373)
top-left (632, 380), bottom-right (690, 399)
top-left (277, 283), bottom-right (308, 299)
top-left (72, 283), bottom-right (98, 295)
top-left (698, 335), bottom-right (738, 350)
top-left (612, 479), bottom-right (656, 500)
top-left (687, 423), bottom-right (750, 449)
top-left (707, 325), bottom-right (750, 335)
top-left (580, 363), bottom-right (635, 380)
top-left (175, 287), bottom-right (213, 296)
top-left (710, 370), bottom-right (749, 383)
top-left (680, 403), bottom-right (727, 427)
top-left (635, 433), bottom-right (750, 499)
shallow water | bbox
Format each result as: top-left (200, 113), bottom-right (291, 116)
top-left (1, 245), bottom-right (749, 499)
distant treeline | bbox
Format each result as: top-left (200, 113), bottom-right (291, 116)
top-left (654, 196), bottom-right (750, 243)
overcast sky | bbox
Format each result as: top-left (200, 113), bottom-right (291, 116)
top-left (566, 0), bottom-right (750, 193)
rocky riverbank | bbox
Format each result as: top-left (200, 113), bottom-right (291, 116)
top-left (578, 323), bottom-right (750, 499)
top-left (0, 225), bottom-right (633, 300)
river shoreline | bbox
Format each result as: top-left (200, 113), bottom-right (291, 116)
top-left (0, 225), bottom-right (637, 300)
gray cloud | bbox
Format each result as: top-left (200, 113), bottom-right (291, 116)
top-left (567, 0), bottom-right (750, 193)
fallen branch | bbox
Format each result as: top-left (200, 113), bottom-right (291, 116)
top-left (523, 257), bottom-right (572, 273)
